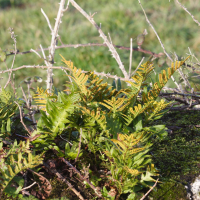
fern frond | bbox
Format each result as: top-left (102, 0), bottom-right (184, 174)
top-left (80, 106), bottom-right (107, 132)
top-left (61, 55), bottom-right (126, 104)
top-left (142, 56), bottom-right (190, 102)
top-left (145, 99), bottom-right (171, 122)
top-left (100, 97), bottom-right (129, 115)
top-left (34, 87), bottom-right (57, 111)
top-left (123, 166), bottom-right (141, 176)
top-left (31, 92), bottom-right (80, 143)
top-left (129, 100), bottom-right (154, 118)
top-left (0, 141), bottom-right (43, 195)
top-left (126, 61), bottom-right (154, 93)
top-left (0, 89), bottom-right (19, 136)
top-left (111, 133), bottom-right (145, 155)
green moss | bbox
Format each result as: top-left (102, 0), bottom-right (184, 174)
top-left (149, 110), bottom-right (200, 198)
top-left (151, 181), bottom-right (187, 200)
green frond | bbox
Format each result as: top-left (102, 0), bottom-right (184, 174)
top-left (129, 100), bottom-right (154, 118)
top-left (32, 92), bottom-right (79, 142)
top-left (0, 89), bottom-right (19, 136)
top-left (61, 55), bottom-right (120, 103)
top-left (111, 139), bottom-right (127, 150)
top-left (0, 141), bottom-right (43, 195)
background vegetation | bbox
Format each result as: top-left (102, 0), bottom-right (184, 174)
top-left (0, 0), bottom-right (200, 91)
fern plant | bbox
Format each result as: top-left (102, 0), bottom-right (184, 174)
top-left (0, 140), bottom-right (43, 198)
top-left (102, 133), bottom-right (157, 199)
top-left (30, 56), bottom-right (189, 199)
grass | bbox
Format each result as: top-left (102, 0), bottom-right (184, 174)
top-left (0, 0), bottom-right (200, 91)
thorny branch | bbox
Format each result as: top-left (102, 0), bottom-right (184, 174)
top-left (175, 0), bottom-right (200, 26)
top-left (41, 0), bottom-right (67, 93)
top-left (69, 0), bottom-right (129, 80)
top-left (6, 42), bottom-right (164, 58)
top-left (138, 0), bottom-right (194, 105)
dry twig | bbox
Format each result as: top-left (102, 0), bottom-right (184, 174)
top-left (138, 0), bottom-right (192, 95)
top-left (62, 158), bottom-right (102, 198)
top-left (14, 101), bottom-right (32, 136)
top-left (43, 161), bottom-right (85, 200)
top-left (175, 0), bottom-right (200, 26)
top-left (140, 178), bottom-right (159, 200)
top-left (4, 28), bottom-right (17, 89)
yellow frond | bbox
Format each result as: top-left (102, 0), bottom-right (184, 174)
top-left (124, 166), bottom-right (141, 176)
top-left (34, 87), bottom-right (56, 111)
top-left (111, 133), bottom-right (144, 155)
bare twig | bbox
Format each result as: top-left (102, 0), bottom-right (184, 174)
top-left (159, 92), bottom-right (200, 99)
top-left (30, 48), bottom-right (42, 58)
top-left (0, 65), bottom-right (136, 82)
top-left (4, 28), bottom-right (17, 89)
top-left (138, 1), bottom-right (171, 61)
top-left (40, 44), bottom-right (49, 66)
top-left (131, 57), bottom-right (145, 77)
top-left (7, 43), bottom-right (163, 58)
top-left (20, 86), bottom-right (29, 108)
top-left (175, 0), bottom-right (200, 26)
top-left (41, 0), bottom-right (66, 93)
top-left (41, 8), bottom-right (53, 32)
top-left (6, 42), bottom-right (198, 71)
top-left (60, 134), bottom-right (73, 146)
top-left (14, 101), bottom-right (32, 136)
top-left (140, 178), bottom-right (159, 200)
top-left (63, 0), bottom-right (70, 12)
top-left (27, 168), bottom-right (52, 198)
top-left (138, 0), bottom-right (185, 92)
top-left (21, 182), bottom-right (37, 191)
top-left (61, 158), bottom-right (102, 198)
top-left (43, 161), bottom-right (85, 200)
top-left (174, 53), bottom-right (192, 92)
top-left (69, 0), bottom-right (129, 79)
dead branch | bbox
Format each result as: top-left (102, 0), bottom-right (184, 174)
top-left (6, 43), bottom-right (163, 58)
top-left (0, 65), bottom-right (136, 83)
top-left (14, 101), bottom-right (32, 136)
top-left (41, 0), bottom-right (67, 93)
top-left (61, 158), bottom-right (102, 198)
top-left (140, 178), bottom-right (159, 200)
top-left (43, 161), bottom-right (85, 200)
